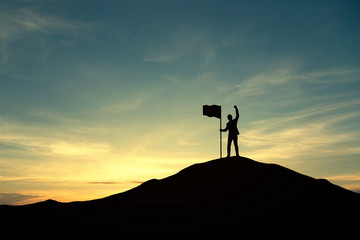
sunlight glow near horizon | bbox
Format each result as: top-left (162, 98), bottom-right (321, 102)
top-left (0, 0), bottom-right (360, 205)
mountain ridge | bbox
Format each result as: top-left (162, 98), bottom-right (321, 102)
top-left (2, 156), bottom-right (359, 232)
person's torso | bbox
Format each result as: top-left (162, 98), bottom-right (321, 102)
top-left (227, 119), bottom-right (239, 135)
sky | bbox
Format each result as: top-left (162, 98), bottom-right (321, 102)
top-left (0, 0), bottom-right (360, 205)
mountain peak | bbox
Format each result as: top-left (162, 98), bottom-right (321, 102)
top-left (2, 156), bottom-right (360, 231)
top-left (91, 156), bottom-right (359, 227)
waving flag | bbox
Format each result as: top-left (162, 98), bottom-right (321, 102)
top-left (203, 104), bottom-right (222, 158)
top-left (202, 105), bottom-right (221, 119)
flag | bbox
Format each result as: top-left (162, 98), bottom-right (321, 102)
top-left (203, 105), bottom-right (221, 119)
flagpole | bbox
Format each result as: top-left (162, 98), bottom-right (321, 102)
top-left (220, 114), bottom-right (222, 159)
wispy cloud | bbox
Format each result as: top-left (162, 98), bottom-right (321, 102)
top-left (86, 180), bottom-right (144, 185)
top-left (248, 98), bottom-right (360, 130)
top-left (0, 114), bottom-right (113, 157)
top-left (143, 52), bottom-right (179, 63)
top-left (177, 138), bottom-right (200, 146)
top-left (241, 101), bottom-right (360, 162)
top-left (0, 117), bottom-right (116, 184)
top-left (0, 7), bottom-right (90, 40)
top-left (300, 68), bottom-right (360, 83)
top-left (86, 181), bottom-right (122, 185)
top-left (143, 25), bottom-right (216, 64)
top-left (50, 142), bottom-right (111, 156)
top-left (326, 172), bottom-right (360, 193)
top-left (0, 7), bottom-right (92, 66)
top-left (0, 192), bottom-right (42, 205)
top-left (101, 92), bottom-right (152, 113)
top-left (229, 64), bottom-right (299, 98)
top-left (226, 64), bottom-right (360, 101)
top-left (327, 173), bottom-right (360, 182)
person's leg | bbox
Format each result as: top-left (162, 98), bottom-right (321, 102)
top-left (234, 135), bottom-right (239, 157)
top-left (227, 135), bottom-right (232, 157)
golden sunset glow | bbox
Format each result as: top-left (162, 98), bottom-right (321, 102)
top-left (0, 1), bottom-right (360, 205)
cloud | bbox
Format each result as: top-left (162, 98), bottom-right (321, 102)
top-left (0, 7), bottom-right (92, 66)
top-left (327, 173), bottom-right (360, 182)
top-left (177, 139), bottom-right (200, 146)
top-left (325, 173), bottom-right (360, 193)
top-left (241, 102), bottom-right (360, 162)
top-left (86, 181), bottom-right (122, 185)
top-left (143, 52), bottom-right (179, 63)
top-left (0, 129), bottom-right (49, 157)
top-left (101, 92), bottom-right (152, 113)
top-left (128, 180), bottom-right (144, 184)
top-left (86, 180), bottom-right (144, 185)
top-left (50, 142), bottom-right (111, 156)
top-left (227, 63), bottom-right (299, 99)
top-left (142, 25), bottom-right (217, 64)
top-left (0, 7), bottom-right (89, 40)
top-left (300, 68), bottom-right (360, 83)
top-left (227, 64), bottom-right (360, 101)
top-left (0, 192), bottom-right (42, 205)
top-left (248, 98), bottom-right (360, 131)
top-left (0, 116), bottom-right (115, 158)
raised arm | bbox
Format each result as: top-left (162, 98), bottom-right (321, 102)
top-left (234, 105), bottom-right (239, 121)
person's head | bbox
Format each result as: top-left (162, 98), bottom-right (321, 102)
top-left (227, 114), bottom-right (232, 121)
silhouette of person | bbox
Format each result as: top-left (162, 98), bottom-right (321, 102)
top-left (220, 105), bottom-right (239, 157)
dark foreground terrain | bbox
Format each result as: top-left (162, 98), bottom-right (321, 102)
top-left (2, 156), bottom-right (359, 233)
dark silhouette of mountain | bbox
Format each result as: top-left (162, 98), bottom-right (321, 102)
top-left (2, 157), bottom-right (359, 233)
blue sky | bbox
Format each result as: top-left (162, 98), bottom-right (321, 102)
top-left (0, 0), bottom-right (360, 204)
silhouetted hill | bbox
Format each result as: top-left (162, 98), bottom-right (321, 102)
top-left (2, 157), bottom-right (359, 233)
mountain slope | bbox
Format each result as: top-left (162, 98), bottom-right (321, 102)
top-left (82, 156), bottom-right (359, 226)
top-left (2, 156), bottom-right (360, 231)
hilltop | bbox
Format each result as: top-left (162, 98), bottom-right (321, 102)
top-left (2, 156), bottom-right (359, 232)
